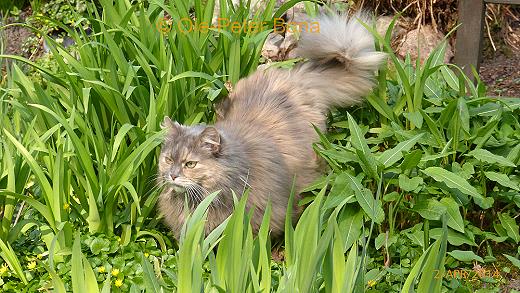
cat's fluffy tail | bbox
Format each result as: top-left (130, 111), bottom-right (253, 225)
top-left (293, 13), bottom-right (386, 111)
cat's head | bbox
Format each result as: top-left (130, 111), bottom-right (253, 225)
top-left (158, 117), bottom-right (223, 196)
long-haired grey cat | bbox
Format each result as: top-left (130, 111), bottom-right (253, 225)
top-left (158, 13), bottom-right (385, 239)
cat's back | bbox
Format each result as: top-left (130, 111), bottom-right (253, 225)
top-left (216, 68), bottom-right (324, 194)
top-left (219, 67), bottom-right (325, 143)
top-left (222, 69), bottom-right (300, 122)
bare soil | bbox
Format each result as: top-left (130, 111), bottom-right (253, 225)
top-left (479, 18), bottom-right (520, 98)
top-left (3, 7), bottom-right (34, 58)
top-left (480, 52), bottom-right (520, 97)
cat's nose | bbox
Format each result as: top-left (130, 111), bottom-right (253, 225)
top-left (170, 174), bottom-right (177, 181)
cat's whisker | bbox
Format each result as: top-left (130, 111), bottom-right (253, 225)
top-left (193, 184), bottom-right (208, 195)
top-left (194, 185), bottom-right (207, 203)
top-left (202, 186), bottom-right (227, 209)
top-left (149, 182), bottom-right (171, 193)
top-left (191, 185), bottom-right (205, 203)
top-left (185, 186), bottom-right (198, 203)
top-left (150, 176), bottom-right (170, 187)
top-left (147, 174), bottom-right (162, 180)
top-left (189, 186), bottom-right (200, 203)
top-left (192, 183), bottom-right (225, 208)
top-left (148, 182), bottom-right (167, 192)
top-left (146, 174), bottom-right (166, 185)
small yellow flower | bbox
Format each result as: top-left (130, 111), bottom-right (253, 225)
top-left (27, 261), bottom-right (37, 270)
top-left (111, 268), bottom-right (119, 277)
top-left (63, 203), bottom-right (70, 210)
top-left (114, 278), bottom-right (123, 287)
top-left (367, 279), bottom-right (376, 287)
top-left (36, 254), bottom-right (44, 260)
top-left (0, 264), bottom-right (9, 275)
top-left (98, 266), bottom-right (106, 273)
top-left (144, 252), bottom-right (149, 257)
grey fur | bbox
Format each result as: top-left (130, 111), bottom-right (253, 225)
top-left (157, 13), bottom-right (386, 238)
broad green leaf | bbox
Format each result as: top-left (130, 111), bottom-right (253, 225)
top-left (473, 196), bottom-right (494, 210)
top-left (398, 174), bottom-right (424, 192)
top-left (325, 173), bottom-right (355, 210)
top-left (356, 149), bottom-right (380, 180)
top-left (430, 228), bottom-right (477, 246)
top-left (420, 151), bottom-right (456, 162)
top-left (498, 213), bottom-right (520, 243)
top-left (470, 102), bottom-right (502, 117)
top-left (378, 133), bottom-right (425, 168)
top-left (345, 173), bottom-right (384, 224)
top-left (142, 254), bottom-right (163, 292)
top-left (440, 66), bottom-right (459, 91)
top-left (365, 92), bottom-right (395, 121)
top-left (383, 191), bottom-right (400, 202)
top-left (338, 206), bottom-right (363, 250)
top-left (484, 172), bottom-right (520, 191)
top-left (452, 162), bottom-right (474, 180)
top-left (447, 250), bottom-right (484, 263)
top-left (400, 149), bottom-right (423, 171)
top-left (419, 109), bottom-right (446, 147)
top-left (440, 197), bottom-right (464, 233)
top-left (403, 111), bottom-right (423, 128)
top-left (514, 194), bottom-right (520, 209)
top-left (347, 113), bottom-right (379, 179)
top-left (323, 172), bottom-right (355, 205)
top-left (506, 144), bottom-right (520, 165)
top-left (503, 254), bottom-right (520, 270)
top-left (468, 149), bottom-right (516, 167)
top-left (429, 41), bottom-right (447, 67)
top-left (406, 230), bottom-right (425, 248)
top-left (422, 167), bottom-right (484, 205)
top-left (89, 238), bottom-right (110, 255)
top-left (456, 97), bottom-right (470, 133)
top-left (483, 232), bottom-right (508, 243)
top-left (412, 198), bottom-right (446, 220)
top-left (375, 233), bottom-right (397, 250)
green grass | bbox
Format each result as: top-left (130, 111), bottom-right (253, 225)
top-left (0, 1), bottom-right (520, 292)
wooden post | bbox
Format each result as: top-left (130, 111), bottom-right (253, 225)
top-left (454, 0), bottom-right (520, 81)
top-left (454, 0), bottom-right (486, 81)
top-left (486, 0), bottom-right (520, 4)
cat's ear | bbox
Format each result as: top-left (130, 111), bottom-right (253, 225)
top-left (161, 116), bottom-right (181, 136)
top-left (199, 127), bottom-right (221, 154)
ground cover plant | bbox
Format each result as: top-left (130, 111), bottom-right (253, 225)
top-left (0, 0), bottom-right (520, 292)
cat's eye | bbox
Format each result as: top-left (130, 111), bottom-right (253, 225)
top-left (165, 157), bottom-right (174, 164)
top-left (184, 161), bottom-right (197, 168)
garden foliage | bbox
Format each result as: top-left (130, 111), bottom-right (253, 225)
top-left (0, 0), bottom-right (519, 292)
